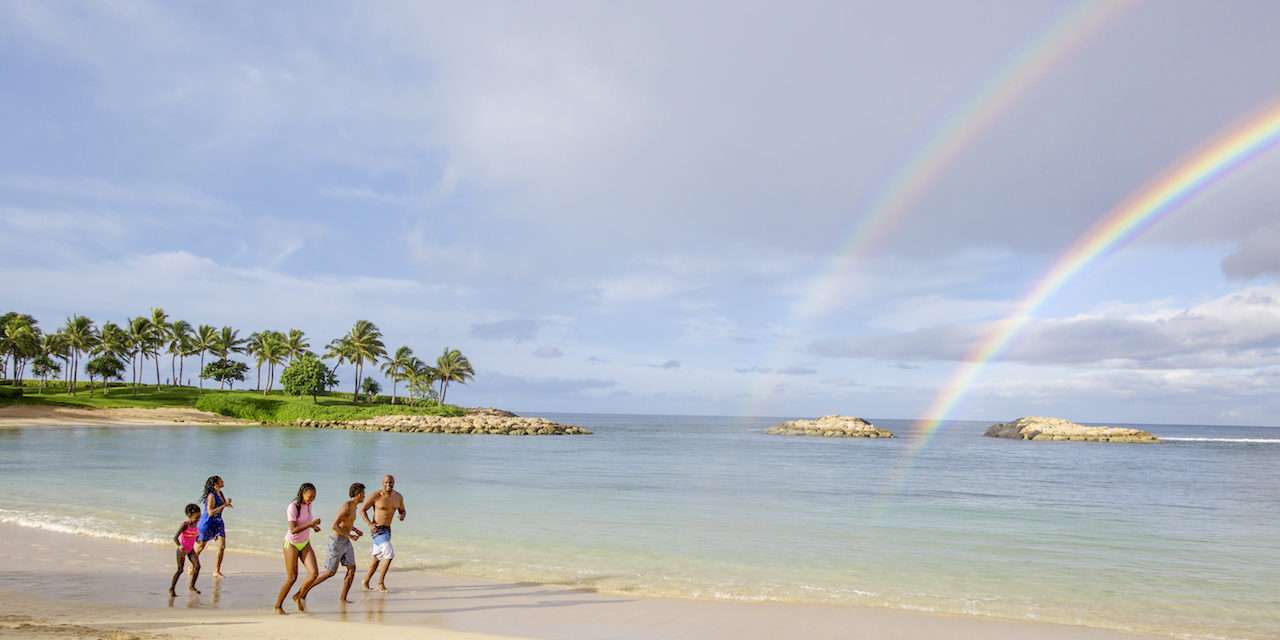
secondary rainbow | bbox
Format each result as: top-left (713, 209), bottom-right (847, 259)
top-left (906, 100), bottom-right (1280, 451)
top-left (792, 0), bottom-right (1130, 320)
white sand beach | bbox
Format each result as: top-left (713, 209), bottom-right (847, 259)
top-left (0, 523), bottom-right (1162, 640)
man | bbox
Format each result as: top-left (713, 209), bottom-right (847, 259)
top-left (298, 482), bottom-right (365, 604)
top-left (361, 474), bottom-right (406, 592)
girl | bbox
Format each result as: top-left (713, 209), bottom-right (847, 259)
top-left (196, 475), bottom-right (232, 577)
top-left (274, 482), bottom-right (322, 614)
top-left (170, 503), bottom-right (202, 596)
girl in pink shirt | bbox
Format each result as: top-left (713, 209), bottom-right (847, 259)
top-left (169, 503), bottom-right (202, 597)
top-left (274, 482), bottom-right (322, 614)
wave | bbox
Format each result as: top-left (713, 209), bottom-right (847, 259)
top-left (1160, 437), bottom-right (1280, 444)
top-left (0, 507), bottom-right (168, 545)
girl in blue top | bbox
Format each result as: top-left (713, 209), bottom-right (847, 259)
top-left (196, 475), bottom-right (233, 577)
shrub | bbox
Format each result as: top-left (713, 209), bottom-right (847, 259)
top-left (0, 386), bottom-right (23, 399)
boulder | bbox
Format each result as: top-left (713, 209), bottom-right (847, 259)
top-left (767, 415), bottom-right (894, 439)
top-left (294, 413), bottom-right (591, 436)
top-left (984, 416), bottom-right (1158, 443)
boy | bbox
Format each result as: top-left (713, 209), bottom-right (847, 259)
top-left (298, 482), bottom-right (365, 604)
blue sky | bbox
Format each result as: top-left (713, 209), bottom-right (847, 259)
top-left (2, 1), bottom-right (1279, 425)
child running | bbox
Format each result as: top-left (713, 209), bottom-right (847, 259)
top-left (274, 482), bottom-right (322, 614)
top-left (169, 503), bottom-right (202, 597)
top-left (298, 482), bottom-right (366, 604)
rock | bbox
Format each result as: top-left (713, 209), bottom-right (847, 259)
top-left (290, 413), bottom-right (591, 436)
top-left (767, 415), bottom-right (894, 439)
top-left (984, 416), bottom-right (1158, 444)
top-left (465, 407), bottom-right (519, 418)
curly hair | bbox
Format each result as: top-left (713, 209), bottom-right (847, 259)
top-left (184, 503), bottom-right (201, 517)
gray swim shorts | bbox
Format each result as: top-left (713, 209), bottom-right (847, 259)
top-left (324, 535), bottom-right (356, 573)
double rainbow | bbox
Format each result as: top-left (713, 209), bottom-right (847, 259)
top-left (792, 0), bottom-right (1130, 320)
top-left (907, 100), bottom-right (1280, 450)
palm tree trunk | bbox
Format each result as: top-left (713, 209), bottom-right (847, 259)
top-left (391, 380), bottom-right (397, 405)
top-left (155, 355), bottom-right (161, 388)
top-left (198, 351), bottom-right (205, 390)
top-left (179, 356), bottom-right (185, 388)
top-left (256, 362), bottom-right (262, 391)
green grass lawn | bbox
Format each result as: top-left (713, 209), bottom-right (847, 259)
top-left (0, 381), bottom-right (465, 422)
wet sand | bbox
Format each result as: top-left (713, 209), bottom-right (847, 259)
top-left (0, 523), bottom-right (1162, 639)
top-left (0, 404), bottom-right (247, 428)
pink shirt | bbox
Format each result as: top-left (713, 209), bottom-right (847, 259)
top-left (285, 501), bottom-right (313, 544)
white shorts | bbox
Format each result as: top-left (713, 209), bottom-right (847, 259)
top-left (371, 528), bottom-right (395, 561)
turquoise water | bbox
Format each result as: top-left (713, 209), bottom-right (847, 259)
top-left (0, 415), bottom-right (1277, 639)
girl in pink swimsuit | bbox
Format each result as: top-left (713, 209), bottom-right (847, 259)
top-left (274, 482), bottom-right (322, 614)
top-left (169, 503), bottom-right (202, 596)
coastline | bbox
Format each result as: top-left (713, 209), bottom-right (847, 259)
top-left (0, 522), bottom-right (1163, 640)
top-left (0, 403), bottom-right (250, 428)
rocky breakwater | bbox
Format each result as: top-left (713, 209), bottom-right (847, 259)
top-left (984, 416), bottom-right (1157, 443)
top-left (767, 415), bottom-right (894, 438)
top-left (294, 414), bottom-right (591, 436)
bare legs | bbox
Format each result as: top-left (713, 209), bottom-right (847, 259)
top-left (363, 557), bottom-right (391, 592)
top-left (291, 544), bottom-right (320, 611)
top-left (274, 544), bottom-right (299, 614)
top-left (169, 549), bottom-right (201, 597)
top-left (195, 535), bottom-right (227, 577)
top-left (300, 564), bottom-right (357, 603)
top-left (341, 565), bottom-right (356, 602)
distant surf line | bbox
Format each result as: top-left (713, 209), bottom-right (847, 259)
top-left (901, 99), bottom-right (1280, 455)
top-left (1160, 437), bottom-right (1280, 444)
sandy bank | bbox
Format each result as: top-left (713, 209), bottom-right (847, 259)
top-left (0, 404), bottom-right (250, 428)
top-left (0, 523), bottom-right (1162, 640)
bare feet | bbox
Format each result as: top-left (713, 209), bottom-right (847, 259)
top-left (362, 580), bottom-right (371, 591)
top-left (190, 587), bottom-right (202, 594)
top-left (274, 606), bottom-right (287, 615)
top-left (376, 584), bottom-right (388, 593)
top-left (213, 572), bottom-right (226, 579)
top-left (293, 593), bottom-right (307, 612)
top-left (168, 589), bottom-right (177, 597)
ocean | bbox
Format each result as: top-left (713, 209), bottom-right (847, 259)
top-left (0, 415), bottom-right (1276, 639)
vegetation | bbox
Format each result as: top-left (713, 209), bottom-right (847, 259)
top-left (1, 310), bottom-right (479, 416)
top-left (194, 392), bottom-right (463, 423)
top-left (279, 354), bottom-right (338, 401)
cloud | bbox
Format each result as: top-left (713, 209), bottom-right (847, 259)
top-left (473, 372), bottom-right (617, 396)
top-left (533, 346), bottom-right (564, 358)
top-left (652, 360), bottom-right (681, 369)
top-left (1222, 221), bottom-right (1280, 279)
top-left (810, 286), bottom-right (1280, 370)
top-left (586, 356), bottom-right (607, 364)
top-left (470, 318), bottom-right (540, 342)
top-left (0, 175), bottom-right (221, 210)
top-left (734, 365), bottom-right (817, 376)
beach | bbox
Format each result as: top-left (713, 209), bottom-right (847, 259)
top-left (0, 404), bottom-right (248, 428)
top-left (0, 523), bottom-right (1160, 640)
top-left (0, 414), bottom-right (1275, 639)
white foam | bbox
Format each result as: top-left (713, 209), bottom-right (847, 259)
top-left (1160, 437), bottom-right (1280, 444)
top-left (0, 507), bottom-right (167, 545)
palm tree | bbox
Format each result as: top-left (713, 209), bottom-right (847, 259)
top-left (95, 322), bottom-right (129, 395)
top-left (1, 313), bottom-right (40, 386)
top-left (167, 320), bottom-right (193, 387)
top-left (285, 329), bottom-right (310, 362)
top-left (192, 324), bottom-right (218, 390)
top-left (247, 332), bottom-right (267, 391)
top-left (34, 332), bottom-right (67, 393)
top-left (211, 326), bottom-right (247, 390)
top-left (260, 331), bottom-right (288, 395)
top-left (324, 320), bottom-right (386, 402)
top-left (60, 315), bottom-right (99, 395)
top-left (125, 317), bottom-right (154, 394)
top-left (380, 346), bottom-right (416, 405)
top-left (434, 348), bottom-right (474, 405)
top-left (405, 357), bottom-right (437, 403)
top-left (148, 308), bottom-right (170, 388)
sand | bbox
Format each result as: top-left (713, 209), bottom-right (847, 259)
top-left (0, 523), bottom-right (1162, 640)
top-left (0, 404), bottom-right (248, 428)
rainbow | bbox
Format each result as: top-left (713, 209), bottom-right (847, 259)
top-left (906, 99), bottom-right (1280, 451)
top-left (792, 0), bottom-right (1131, 320)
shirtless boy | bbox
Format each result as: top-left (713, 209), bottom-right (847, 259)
top-left (361, 474), bottom-right (406, 592)
top-left (299, 482), bottom-right (366, 603)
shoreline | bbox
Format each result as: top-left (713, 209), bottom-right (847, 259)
top-left (0, 522), bottom-right (1164, 640)
top-left (0, 403), bottom-right (251, 428)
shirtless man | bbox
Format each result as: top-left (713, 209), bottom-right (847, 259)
top-left (361, 474), bottom-right (406, 592)
top-left (298, 482), bottom-right (365, 603)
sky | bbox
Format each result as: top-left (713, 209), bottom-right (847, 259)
top-left (1, 1), bottom-right (1278, 425)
